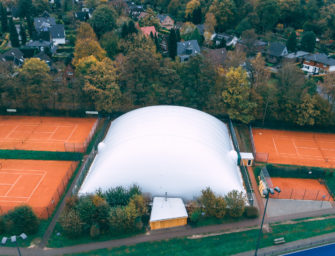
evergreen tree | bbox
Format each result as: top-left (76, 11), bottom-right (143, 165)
top-left (176, 28), bottom-right (181, 42)
top-left (26, 14), bottom-right (35, 39)
top-left (20, 24), bottom-right (27, 45)
top-left (0, 3), bottom-right (8, 33)
top-left (300, 31), bottom-right (316, 52)
top-left (121, 22), bottom-right (128, 38)
top-left (9, 18), bottom-right (20, 47)
top-left (154, 34), bottom-right (160, 52)
top-left (168, 28), bottom-right (177, 60)
top-left (17, 0), bottom-right (34, 18)
top-left (127, 20), bottom-right (137, 34)
top-left (192, 7), bottom-right (202, 24)
top-left (286, 32), bottom-right (297, 52)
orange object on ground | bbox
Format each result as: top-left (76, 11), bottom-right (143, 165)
top-left (270, 177), bottom-right (333, 201)
top-left (0, 159), bottom-right (78, 218)
top-left (0, 116), bottom-right (98, 152)
top-left (253, 128), bottom-right (335, 168)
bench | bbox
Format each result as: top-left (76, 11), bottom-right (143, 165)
top-left (273, 237), bottom-right (285, 245)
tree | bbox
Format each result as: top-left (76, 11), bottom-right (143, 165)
top-left (100, 31), bottom-right (119, 59)
top-left (90, 5), bottom-right (117, 38)
top-left (59, 209), bottom-right (83, 238)
top-left (192, 7), bottom-right (202, 24)
top-left (214, 196), bottom-right (227, 218)
top-left (4, 205), bottom-right (39, 234)
top-left (0, 3), bottom-right (8, 33)
top-left (73, 38), bottom-right (106, 66)
top-left (20, 24), bottom-right (27, 45)
top-left (185, 0), bottom-right (200, 21)
top-left (300, 31), bottom-right (316, 52)
top-left (286, 31), bottom-right (297, 52)
top-left (221, 67), bottom-right (256, 124)
top-left (168, 28), bottom-right (177, 60)
top-left (225, 48), bottom-right (246, 68)
top-left (77, 22), bottom-right (97, 41)
top-left (209, 0), bottom-right (236, 32)
top-left (82, 57), bottom-right (122, 112)
top-left (26, 14), bottom-right (35, 38)
top-left (9, 18), bottom-right (20, 47)
top-left (138, 8), bottom-right (160, 29)
top-left (279, 0), bottom-right (302, 28)
top-left (180, 22), bottom-right (202, 43)
top-left (128, 194), bottom-right (148, 216)
top-left (17, 0), bottom-right (33, 18)
top-left (250, 53), bottom-right (270, 89)
top-left (198, 187), bottom-right (217, 217)
top-left (295, 93), bottom-right (321, 126)
top-left (19, 58), bottom-right (51, 110)
top-left (225, 190), bottom-right (246, 218)
top-left (320, 72), bottom-right (335, 108)
top-left (103, 185), bottom-right (141, 207)
top-left (241, 29), bottom-right (258, 56)
top-left (256, 0), bottom-right (279, 32)
top-left (204, 12), bottom-right (216, 44)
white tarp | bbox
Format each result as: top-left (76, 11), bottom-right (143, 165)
top-left (79, 106), bottom-right (245, 200)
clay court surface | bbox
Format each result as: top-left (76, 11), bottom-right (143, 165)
top-left (270, 177), bottom-right (333, 201)
top-left (0, 116), bottom-right (97, 152)
top-left (0, 159), bottom-right (78, 218)
top-left (253, 128), bottom-right (335, 168)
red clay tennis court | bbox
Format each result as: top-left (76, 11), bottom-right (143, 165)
top-left (252, 128), bottom-right (335, 168)
top-left (0, 159), bottom-right (78, 218)
top-left (0, 116), bottom-right (98, 152)
top-left (270, 177), bottom-right (333, 201)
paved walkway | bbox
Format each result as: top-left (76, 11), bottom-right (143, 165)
top-left (234, 231), bottom-right (335, 256)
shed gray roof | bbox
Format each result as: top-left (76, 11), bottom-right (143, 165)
top-left (304, 53), bottom-right (335, 66)
top-left (50, 24), bottom-right (65, 39)
top-left (267, 42), bottom-right (287, 57)
top-left (157, 14), bottom-right (169, 23)
top-left (0, 48), bottom-right (24, 60)
top-left (177, 40), bottom-right (200, 57)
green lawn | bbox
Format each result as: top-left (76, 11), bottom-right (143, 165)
top-left (65, 217), bottom-right (335, 256)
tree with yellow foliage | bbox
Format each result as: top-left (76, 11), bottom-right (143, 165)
top-left (73, 38), bottom-right (106, 66)
top-left (221, 67), bottom-right (256, 123)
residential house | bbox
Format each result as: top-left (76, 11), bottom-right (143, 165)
top-left (302, 53), bottom-right (335, 74)
top-left (266, 42), bottom-right (288, 63)
top-left (128, 4), bottom-right (144, 19)
top-left (138, 12), bottom-right (148, 20)
top-left (34, 12), bottom-right (65, 46)
top-left (284, 51), bottom-right (309, 63)
top-left (34, 51), bottom-right (52, 67)
top-left (50, 24), bottom-right (66, 45)
top-left (237, 39), bottom-right (267, 53)
top-left (202, 48), bottom-right (226, 67)
top-left (0, 48), bottom-right (24, 66)
top-left (140, 26), bottom-right (157, 37)
top-left (177, 40), bottom-right (200, 62)
top-left (74, 11), bottom-right (89, 22)
top-left (157, 14), bottom-right (174, 30)
top-left (81, 8), bottom-right (94, 19)
top-left (211, 33), bottom-right (238, 48)
top-left (26, 40), bottom-right (57, 54)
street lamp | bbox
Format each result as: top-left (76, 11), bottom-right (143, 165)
top-left (254, 186), bottom-right (281, 256)
top-left (1, 233), bottom-right (27, 256)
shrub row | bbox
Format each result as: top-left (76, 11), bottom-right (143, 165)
top-left (266, 164), bottom-right (334, 179)
top-left (0, 149), bottom-right (82, 161)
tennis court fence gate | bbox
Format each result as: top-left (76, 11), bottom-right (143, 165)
top-left (229, 119), bottom-right (254, 206)
top-left (248, 125), bottom-right (269, 163)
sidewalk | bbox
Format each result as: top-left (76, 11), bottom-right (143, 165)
top-left (233, 231), bottom-right (335, 256)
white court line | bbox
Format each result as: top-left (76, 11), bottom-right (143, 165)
top-left (3, 125), bottom-right (19, 139)
top-left (26, 171), bottom-right (46, 201)
top-left (4, 175), bottom-right (22, 196)
top-left (65, 124), bottom-right (78, 142)
top-left (272, 137), bottom-right (279, 154)
top-left (291, 139), bottom-right (301, 157)
top-left (47, 125), bottom-right (60, 140)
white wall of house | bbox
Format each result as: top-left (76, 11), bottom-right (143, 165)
top-left (302, 64), bottom-right (319, 74)
top-left (52, 38), bottom-right (65, 45)
top-left (329, 65), bottom-right (335, 72)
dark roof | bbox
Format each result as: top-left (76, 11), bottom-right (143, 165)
top-left (50, 24), bottom-right (65, 39)
top-left (177, 40), bottom-right (201, 56)
top-left (304, 53), bottom-right (335, 66)
top-left (202, 48), bottom-right (226, 66)
top-left (27, 40), bottom-right (52, 47)
top-left (75, 11), bottom-right (88, 21)
top-left (34, 17), bottom-right (56, 32)
top-left (0, 48), bottom-right (24, 59)
top-left (0, 48), bottom-right (24, 65)
top-left (34, 52), bottom-right (51, 62)
top-left (267, 42), bottom-right (287, 57)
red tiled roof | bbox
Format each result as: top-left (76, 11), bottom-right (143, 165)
top-left (140, 26), bottom-right (157, 37)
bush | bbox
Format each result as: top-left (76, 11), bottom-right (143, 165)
top-left (4, 205), bottom-right (39, 235)
top-left (225, 190), bottom-right (246, 218)
top-left (214, 196), bottom-right (227, 219)
top-left (59, 209), bottom-right (83, 238)
top-left (199, 187), bottom-right (217, 217)
top-left (244, 206), bottom-right (259, 218)
top-left (103, 185), bottom-right (141, 208)
top-left (189, 209), bottom-right (201, 224)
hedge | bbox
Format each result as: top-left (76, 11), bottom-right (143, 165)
top-left (0, 149), bottom-right (82, 161)
top-left (266, 164), bottom-right (334, 179)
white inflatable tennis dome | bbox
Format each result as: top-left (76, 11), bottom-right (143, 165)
top-left (79, 106), bottom-right (245, 199)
